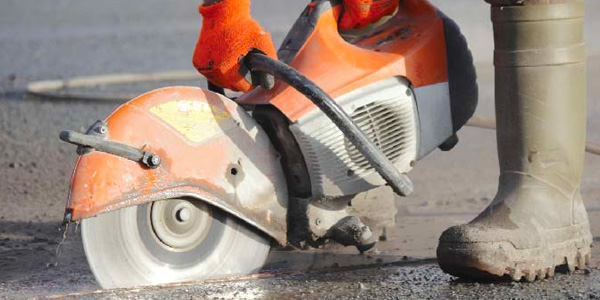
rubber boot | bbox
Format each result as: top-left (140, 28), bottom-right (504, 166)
top-left (436, 0), bottom-right (593, 281)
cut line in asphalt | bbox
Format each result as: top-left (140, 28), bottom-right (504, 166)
top-left (38, 257), bottom-right (438, 300)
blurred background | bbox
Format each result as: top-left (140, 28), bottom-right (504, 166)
top-left (0, 0), bottom-right (599, 298)
top-left (1, 1), bottom-right (598, 83)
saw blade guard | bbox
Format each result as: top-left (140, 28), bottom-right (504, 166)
top-left (65, 86), bottom-right (288, 244)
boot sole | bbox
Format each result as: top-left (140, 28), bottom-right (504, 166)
top-left (437, 228), bottom-right (593, 282)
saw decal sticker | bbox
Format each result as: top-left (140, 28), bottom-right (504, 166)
top-left (149, 100), bottom-right (237, 143)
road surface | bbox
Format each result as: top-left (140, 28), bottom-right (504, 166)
top-left (1, 1), bottom-right (600, 299)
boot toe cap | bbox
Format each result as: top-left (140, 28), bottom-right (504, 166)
top-left (438, 223), bottom-right (541, 249)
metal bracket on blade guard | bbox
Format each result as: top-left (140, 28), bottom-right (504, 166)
top-left (59, 120), bottom-right (161, 169)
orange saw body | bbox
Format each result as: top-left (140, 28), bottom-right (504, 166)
top-left (60, 0), bottom-right (477, 288)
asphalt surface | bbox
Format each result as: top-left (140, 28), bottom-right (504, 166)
top-left (1, 1), bottom-right (600, 299)
top-left (23, 260), bottom-right (600, 300)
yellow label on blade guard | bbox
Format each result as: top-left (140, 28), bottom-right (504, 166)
top-left (149, 100), bottom-right (236, 143)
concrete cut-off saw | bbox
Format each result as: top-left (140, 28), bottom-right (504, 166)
top-left (59, 0), bottom-right (477, 288)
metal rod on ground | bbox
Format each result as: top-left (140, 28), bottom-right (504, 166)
top-left (25, 71), bottom-right (600, 157)
top-left (26, 71), bottom-right (201, 102)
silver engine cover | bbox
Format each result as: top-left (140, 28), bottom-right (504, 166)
top-left (290, 77), bottom-right (419, 198)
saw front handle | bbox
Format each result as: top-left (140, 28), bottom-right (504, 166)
top-left (59, 130), bottom-right (161, 169)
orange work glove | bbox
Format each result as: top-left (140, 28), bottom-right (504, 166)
top-left (339, 0), bottom-right (399, 30)
top-left (192, 0), bottom-right (277, 92)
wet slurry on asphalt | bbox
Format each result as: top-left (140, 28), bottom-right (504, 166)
top-left (36, 263), bottom-right (600, 300)
top-left (2, 0), bottom-right (600, 299)
top-left (0, 218), bottom-right (598, 299)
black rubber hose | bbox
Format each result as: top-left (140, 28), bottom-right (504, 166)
top-left (244, 53), bottom-right (413, 197)
top-left (207, 81), bottom-right (225, 96)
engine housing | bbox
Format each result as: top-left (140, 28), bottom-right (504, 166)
top-left (290, 77), bottom-right (419, 197)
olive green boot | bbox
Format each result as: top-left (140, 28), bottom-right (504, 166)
top-left (437, 1), bottom-right (593, 281)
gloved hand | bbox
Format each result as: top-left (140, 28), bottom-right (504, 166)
top-left (193, 0), bottom-right (277, 92)
top-left (339, 0), bottom-right (399, 30)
